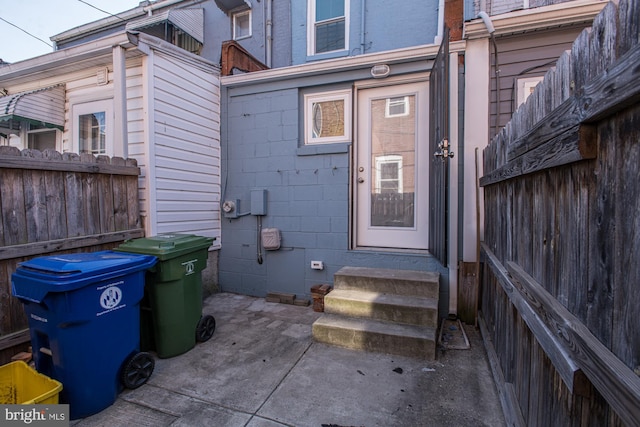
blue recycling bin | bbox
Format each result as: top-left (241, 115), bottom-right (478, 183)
top-left (11, 250), bottom-right (157, 420)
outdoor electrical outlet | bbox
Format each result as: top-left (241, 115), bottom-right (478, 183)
top-left (311, 261), bottom-right (324, 270)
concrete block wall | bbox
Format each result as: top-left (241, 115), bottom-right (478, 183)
top-left (219, 84), bottom-right (449, 310)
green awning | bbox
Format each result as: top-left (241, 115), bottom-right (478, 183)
top-left (0, 85), bottom-right (65, 130)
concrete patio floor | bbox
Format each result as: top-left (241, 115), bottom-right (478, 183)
top-left (72, 292), bottom-right (505, 427)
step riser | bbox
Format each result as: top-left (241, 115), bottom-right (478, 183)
top-left (313, 323), bottom-right (435, 360)
top-left (313, 267), bottom-right (439, 361)
top-left (324, 296), bottom-right (438, 328)
top-left (334, 268), bottom-right (439, 299)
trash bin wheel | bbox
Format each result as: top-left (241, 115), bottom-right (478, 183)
top-left (121, 352), bottom-right (155, 389)
top-left (196, 315), bottom-right (216, 342)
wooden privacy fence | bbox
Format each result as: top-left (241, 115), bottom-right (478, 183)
top-left (371, 192), bottom-right (415, 227)
top-left (0, 146), bottom-right (143, 364)
top-left (479, 0), bottom-right (640, 426)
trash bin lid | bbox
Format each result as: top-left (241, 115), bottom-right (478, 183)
top-left (12, 251), bottom-right (157, 303)
top-left (115, 234), bottom-right (215, 261)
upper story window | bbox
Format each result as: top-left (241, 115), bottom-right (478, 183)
top-left (308, 0), bottom-right (349, 56)
top-left (385, 96), bottom-right (410, 118)
top-left (375, 155), bottom-right (403, 194)
top-left (233, 9), bottom-right (252, 40)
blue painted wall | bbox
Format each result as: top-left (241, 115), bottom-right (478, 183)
top-left (219, 64), bottom-right (449, 314)
top-left (292, 0), bottom-right (438, 64)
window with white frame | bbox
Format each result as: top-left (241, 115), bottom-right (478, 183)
top-left (304, 89), bottom-right (351, 145)
top-left (385, 96), bottom-right (410, 118)
top-left (375, 155), bottom-right (403, 194)
top-left (308, 0), bottom-right (349, 55)
top-left (27, 127), bottom-right (61, 152)
top-left (233, 9), bottom-right (252, 40)
top-left (72, 99), bottom-right (113, 156)
top-left (516, 76), bottom-right (544, 107)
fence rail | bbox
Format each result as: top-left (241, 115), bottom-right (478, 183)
top-left (0, 147), bottom-right (143, 364)
top-left (480, 0), bottom-right (640, 425)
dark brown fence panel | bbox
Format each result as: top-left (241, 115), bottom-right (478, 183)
top-left (0, 147), bottom-right (144, 364)
top-left (480, 0), bottom-right (640, 425)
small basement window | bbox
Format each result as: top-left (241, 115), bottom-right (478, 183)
top-left (304, 89), bottom-right (351, 145)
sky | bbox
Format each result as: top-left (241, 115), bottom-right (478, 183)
top-left (1, 0), bottom-right (142, 63)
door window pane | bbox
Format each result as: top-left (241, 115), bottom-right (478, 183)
top-left (370, 95), bottom-right (417, 228)
top-left (79, 112), bottom-right (106, 155)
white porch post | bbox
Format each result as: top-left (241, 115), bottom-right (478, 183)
top-left (112, 45), bottom-right (128, 159)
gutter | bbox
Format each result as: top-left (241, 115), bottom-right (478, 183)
top-left (52, 0), bottom-right (206, 46)
top-left (464, 0), bottom-right (607, 39)
top-left (0, 32), bottom-right (134, 84)
top-left (222, 41), bottom-right (466, 87)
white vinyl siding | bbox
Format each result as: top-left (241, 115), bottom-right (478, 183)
top-left (151, 51), bottom-right (221, 244)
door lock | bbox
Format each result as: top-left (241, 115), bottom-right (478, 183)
top-left (357, 177), bottom-right (365, 183)
top-left (433, 139), bottom-right (454, 160)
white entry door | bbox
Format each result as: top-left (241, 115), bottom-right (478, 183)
top-left (355, 82), bottom-right (429, 249)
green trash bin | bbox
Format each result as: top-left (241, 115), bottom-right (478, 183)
top-left (116, 234), bottom-right (216, 358)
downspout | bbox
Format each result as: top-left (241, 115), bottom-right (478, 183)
top-left (360, 0), bottom-right (366, 54)
top-left (112, 45), bottom-right (128, 158)
top-left (127, 34), bottom-right (157, 236)
top-left (435, 0), bottom-right (445, 44)
top-left (477, 11), bottom-right (500, 136)
top-left (266, 0), bottom-right (273, 67)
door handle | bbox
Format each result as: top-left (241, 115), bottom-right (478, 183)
top-left (357, 177), bottom-right (365, 183)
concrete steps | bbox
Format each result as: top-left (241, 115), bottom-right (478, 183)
top-left (324, 289), bottom-right (438, 326)
top-left (312, 266), bottom-right (440, 360)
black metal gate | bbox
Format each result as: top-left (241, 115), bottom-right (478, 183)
top-left (428, 27), bottom-right (450, 266)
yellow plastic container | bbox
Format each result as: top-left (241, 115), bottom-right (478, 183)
top-left (0, 361), bottom-right (62, 404)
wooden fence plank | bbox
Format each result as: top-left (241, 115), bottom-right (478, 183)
top-left (0, 229), bottom-right (145, 261)
top-left (23, 169), bottom-right (49, 243)
top-left (506, 261), bottom-right (640, 426)
top-left (479, 315), bottom-right (526, 427)
top-left (611, 106), bottom-right (640, 370)
top-left (504, 44), bottom-right (640, 162)
top-left (482, 244), bottom-right (587, 394)
top-left (0, 155), bottom-right (140, 176)
top-left (0, 329), bottom-right (30, 352)
top-left (617, 0), bottom-right (639, 57)
top-left (1, 170), bottom-right (28, 246)
top-left (480, 124), bottom-right (597, 186)
top-left (97, 157), bottom-right (115, 233)
top-left (45, 170), bottom-right (67, 240)
top-left (64, 171), bottom-right (85, 237)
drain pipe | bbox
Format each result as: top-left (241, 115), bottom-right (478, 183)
top-left (266, 0), bottom-right (272, 67)
top-left (478, 11), bottom-right (500, 135)
top-left (435, 0), bottom-right (444, 44)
